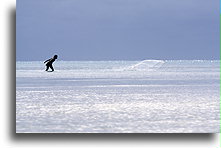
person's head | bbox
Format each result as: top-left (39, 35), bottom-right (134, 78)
top-left (54, 55), bottom-right (58, 59)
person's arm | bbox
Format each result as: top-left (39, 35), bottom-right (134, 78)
top-left (44, 58), bottom-right (51, 63)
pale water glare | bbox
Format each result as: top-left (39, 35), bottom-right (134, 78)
top-left (16, 60), bottom-right (220, 133)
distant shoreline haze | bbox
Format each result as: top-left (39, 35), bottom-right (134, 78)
top-left (16, 59), bottom-right (221, 62)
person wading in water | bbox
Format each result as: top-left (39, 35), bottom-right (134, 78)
top-left (44, 55), bottom-right (58, 72)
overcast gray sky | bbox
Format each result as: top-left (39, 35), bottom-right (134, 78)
top-left (16, 0), bottom-right (219, 61)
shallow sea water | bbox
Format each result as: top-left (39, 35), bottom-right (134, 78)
top-left (16, 60), bottom-right (220, 133)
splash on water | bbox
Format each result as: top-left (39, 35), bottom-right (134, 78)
top-left (127, 60), bottom-right (165, 71)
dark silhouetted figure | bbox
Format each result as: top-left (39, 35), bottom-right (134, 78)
top-left (44, 55), bottom-right (58, 72)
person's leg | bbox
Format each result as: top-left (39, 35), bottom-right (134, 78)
top-left (49, 65), bottom-right (54, 71)
top-left (45, 65), bottom-right (49, 71)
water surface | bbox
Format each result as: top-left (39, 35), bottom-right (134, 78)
top-left (16, 60), bottom-right (220, 133)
